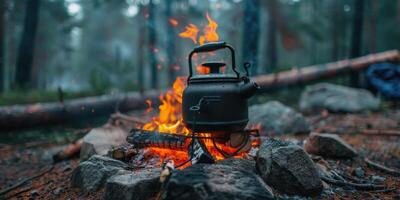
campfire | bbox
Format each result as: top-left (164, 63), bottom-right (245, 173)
top-left (128, 13), bottom-right (260, 167)
top-left (133, 76), bottom-right (259, 167)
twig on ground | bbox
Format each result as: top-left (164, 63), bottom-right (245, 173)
top-left (361, 129), bottom-right (400, 137)
top-left (321, 176), bottom-right (386, 191)
top-left (364, 158), bottom-right (400, 176)
top-left (53, 139), bottom-right (83, 163)
top-left (0, 165), bottom-right (54, 196)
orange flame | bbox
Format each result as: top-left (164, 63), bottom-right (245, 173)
top-left (199, 12), bottom-right (219, 45)
top-left (142, 12), bottom-right (256, 167)
top-left (178, 12), bottom-right (219, 45)
top-left (178, 24), bottom-right (199, 44)
top-left (142, 77), bottom-right (254, 165)
top-left (143, 77), bottom-right (189, 134)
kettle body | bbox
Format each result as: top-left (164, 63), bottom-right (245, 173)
top-left (182, 42), bottom-right (259, 135)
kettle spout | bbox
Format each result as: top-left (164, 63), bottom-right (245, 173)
top-left (240, 81), bottom-right (260, 99)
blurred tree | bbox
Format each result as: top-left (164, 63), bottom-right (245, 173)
top-left (0, 0), bottom-right (4, 92)
top-left (15, 0), bottom-right (41, 89)
top-left (165, 0), bottom-right (176, 85)
top-left (366, 0), bottom-right (378, 53)
top-left (350, 0), bottom-right (365, 87)
top-left (331, 0), bottom-right (341, 61)
top-left (148, 0), bottom-right (158, 89)
top-left (265, 0), bottom-right (278, 73)
top-left (242, 0), bottom-right (260, 75)
top-left (137, 5), bottom-right (146, 91)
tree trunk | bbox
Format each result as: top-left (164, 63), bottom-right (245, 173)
top-left (0, 0), bottom-right (5, 92)
top-left (148, 0), bottom-right (158, 89)
top-left (266, 0), bottom-right (278, 73)
top-left (15, 0), bottom-right (40, 89)
top-left (242, 0), bottom-right (260, 75)
top-left (367, 0), bottom-right (378, 53)
top-left (349, 0), bottom-right (365, 87)
top-left (331, 0), bottom-right (340, 61)
top-left (165, 0), bottom-right (176, 86)
top-left (137, 6), bottom-right (146, 91)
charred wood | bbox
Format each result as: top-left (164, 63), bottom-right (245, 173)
top-left (127, 129), bottom-right (188, 150)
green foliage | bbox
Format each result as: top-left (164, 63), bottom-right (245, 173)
top-left (0, 90), bottom-right (101, 106)
top-left (88, 68), bottom-right (113, 93)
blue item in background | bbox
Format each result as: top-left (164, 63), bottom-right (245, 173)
top-left (366, 63), bottom-right (400, 99)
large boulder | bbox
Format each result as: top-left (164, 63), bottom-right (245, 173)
top-left (71, 155), bottom-right (129, 192)
top-left (304, 133), bottom-right (357, 158)
top-left (80, 126), bottom-right (128, 161)
top-left (256, 139), bottom-right (323, 196)
top-left (299, 83), bottom-right (380, 113)
top-left (248, 101), bottom-right (310, 135)
top-left (163, 164), bottom-right (274, 200)
top-left (104, 169), bottom-right (161, 200)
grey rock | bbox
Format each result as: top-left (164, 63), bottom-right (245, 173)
top-left (371, 175), bottom-right (385, 185)
top-left (104, 169), bottom-right (161, 200)
top-left (71, 155), bottom-right (129, 192)
top-left (304, 133), bottom-right (357, 158)
top-left (275, 194), bottom-right (312, 200)
top-left (216, 158), bottom-right (257, 173)
top-left (256, 138), bottom-right (323, 196)
top-left (249, 101), bottom-right (310, 135)
top-left (30, 189), bottom-right (39, 197)
top-left (164, 164), bottom-right (274, 200)
top-left (299, 83), bottom-right (380, 113)
top-left (80, 126), bottom-right (129, 161)
top-left (353, 167), bottom-right (365, 178)
top-left (53, 188), bottom-right (63, 196)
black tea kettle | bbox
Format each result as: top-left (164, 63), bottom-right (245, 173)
top-left (182, 41), bottom-right (260, 136)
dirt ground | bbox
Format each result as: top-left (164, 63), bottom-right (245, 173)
top-left (0, 111), bottom-right (399, 199)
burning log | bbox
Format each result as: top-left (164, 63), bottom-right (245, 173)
top-left (127, 129), bottom-right (188, 151)
top-left (254, 50), bottom-right (400, 90)
top-left (127, 129), bottom-right (216, 165)
top-left (0, 90), bottom-right (159, 130)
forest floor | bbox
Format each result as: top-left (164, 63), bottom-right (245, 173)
top-left (0, 110), bottom-right (399, 199)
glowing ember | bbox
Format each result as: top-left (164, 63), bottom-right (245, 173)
top-left (196, 65), bottom-right (211, 74)
top-left (168, 18), bottom-right (178, 27)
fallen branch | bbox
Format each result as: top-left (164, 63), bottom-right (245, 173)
top-left (365, 158), bottom-right (400, 176)
top-left (110, 112), bottom-right (146, 125)
top-left (321, 176), bottom-right (386, 191)
top-left (0, 90), bottom-right (159, 130)
top-left (254, 50), bottom-right (400, 90)
top-left (0, 165), bottom-right (54, 196)
top-left (361, 129), bottom-right (400, 137)
top-left (53, 139), bottom-right (83, 163)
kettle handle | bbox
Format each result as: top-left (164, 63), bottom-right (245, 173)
top-left (188, 42), bottom-right (240, 80)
